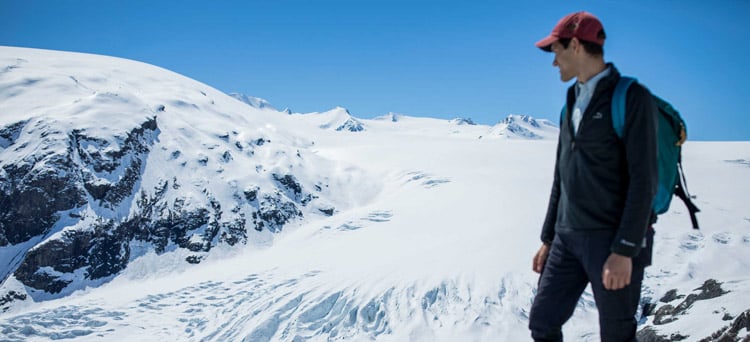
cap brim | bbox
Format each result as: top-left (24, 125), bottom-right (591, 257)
top-left (535, 35), bottom-right (558, 52)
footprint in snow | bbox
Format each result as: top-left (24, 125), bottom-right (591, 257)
top-left (680, 232), bottom-right (705, 251)
top-left (363, 210), bottom-right (393, 222)
top-left (712, 232), bottom-right (732, 245)
top-left (724, 159), bottom-right (750, 167)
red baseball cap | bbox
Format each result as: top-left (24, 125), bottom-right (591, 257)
top-left (535, 11), bottom-right (605, 51)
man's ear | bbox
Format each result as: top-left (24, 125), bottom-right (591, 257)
top-left (570, 37), bottom-right (581, 53)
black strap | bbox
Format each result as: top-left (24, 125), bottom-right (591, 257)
top-left (675, 162), bottom-right (700, 229)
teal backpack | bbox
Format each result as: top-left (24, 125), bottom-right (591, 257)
top-left (562, 76), bottom-right (700, 228)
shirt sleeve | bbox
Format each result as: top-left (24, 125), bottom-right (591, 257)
top-left (540, 121), bottom-right (563, 244)
top-left (610, 83), bottom-right (659, 257)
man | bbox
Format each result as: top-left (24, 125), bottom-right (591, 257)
top-left (529, 11), bottom-right (658, 342)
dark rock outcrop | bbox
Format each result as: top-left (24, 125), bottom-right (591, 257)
top-left (0, 121), bottom-right (87, 247)
top-left (654, 279), bottom-right (729, 325)
top-left (0, 291), bottom-right (26, 313)
top-left (637, 327), bottom-right (689, 342)
top-left (335, 118), bottom-right (365, 132)
top-left (1, 114), bottom-right (318, 296)
top-left (638, 280), bottom-right (748, 342)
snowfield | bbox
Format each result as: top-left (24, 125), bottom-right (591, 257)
top-left (0, 46), bottom-right (748, 341)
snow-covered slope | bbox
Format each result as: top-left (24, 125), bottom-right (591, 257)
top-left (0, 47), bottom-right (748, 341)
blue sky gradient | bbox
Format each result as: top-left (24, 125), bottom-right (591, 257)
top-left (1, 0), bottom-right (748, 140)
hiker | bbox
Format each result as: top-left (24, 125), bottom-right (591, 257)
top-left (529, 11), bottom-right (658, 342)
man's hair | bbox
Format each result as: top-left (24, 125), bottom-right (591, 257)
top-left (559, 33), bottom-right (605, 56)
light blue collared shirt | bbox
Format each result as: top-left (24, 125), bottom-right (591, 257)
top-left (572, 66), bottom-right (611, 134)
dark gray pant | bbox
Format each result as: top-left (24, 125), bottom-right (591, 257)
top-left (528, 229), bottom-right (652, 342)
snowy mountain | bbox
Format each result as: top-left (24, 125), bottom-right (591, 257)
top-left (294, 106), bottom-right (366, 132)
top-left (228, 93), bottom-right (288, 113)
top-left (449, 117), bottom-right (477, 126)
top-left (486, 114), bottom-right (559, 140)
top-left (1, 47), bottom-right (749, 342)
top-left (0, 47), bottom-right (354, 299)
top-left (373, 112), bottom-right (403, 122)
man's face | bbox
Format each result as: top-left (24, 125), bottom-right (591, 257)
top-left (550, 40), bottom-right (576, 82)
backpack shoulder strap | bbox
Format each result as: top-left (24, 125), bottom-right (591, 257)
top-left (611, 76), bottom-right (638, 138)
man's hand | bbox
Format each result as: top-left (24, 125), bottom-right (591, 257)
top-left (602, 253), bottom-right (632, 290)
top-left (532, 243), bottom-right (551, 274)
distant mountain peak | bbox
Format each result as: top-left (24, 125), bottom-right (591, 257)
top-left (450, 117), bottom-right (476, 126)
top-left (330, 106), bottom-right (352, 116)
top-left (309, 106), bottom-right (365, 132)
top-left (229, 93), bottom-right (278, 111)
top-left (374, 112), bottom-right (403, 122)
top-left (486, 114), bottom-right (558, 140)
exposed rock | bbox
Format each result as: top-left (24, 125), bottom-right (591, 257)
top-left (0, 129), bottom-right (87, 246)
top-left (0, 291), bottom-right (26, 313)
top-left (0, 120), bottom-right (27, 148)
top-left (489, 115), bottom-right (549, 140)
top-left (319, 208), bottom-right (335, 216)
top-left (14, 219), bottom-right (131, 293)
top-left (660, 289), bottom-right (684, 303)
top-left (637, 327), bottom-right (689, 342)
top-left (75, 117), bottom-right (158, 206)
top-left (254, 191), bottom-right (303, 233)
top-left (273, 173), bottom-right (313, 205)
top-left (244, 186), bottom-right (259, 202)
top-left (640, 280), bottom-right (748, 342)
top-left (2, 114), bottom-right (310, 295)
top-left (335, 118), bottom-right (365, 132)
top-left (654, 279), bottom-right (730, 325)
top-left (450, 118), bottom-right (476, 125)
top-left (698, 310), bottom-right (750, 342)
top-left (501, 115), bottom-right (541, 128)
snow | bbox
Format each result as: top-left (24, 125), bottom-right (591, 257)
top-left (229, 93), bottom-right (279, 112)
top-left (1, 46), bottom-right (749, 341)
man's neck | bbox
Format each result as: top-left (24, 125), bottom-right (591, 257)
top-left (576, 59), bottom-right (607, 84)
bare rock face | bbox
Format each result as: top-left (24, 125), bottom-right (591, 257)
top-left (0, 120), bottom-right (87, 246)
top-left (1, 115), bottom-right (317, 296)
top-left (653, 279), bottom-right (729, 325)
top-left (4, 117), bottom-right (159, 293)
top-left (74, 118), bottom-right (158, 206)
top-left (637, 279), bottom-right (749, 342)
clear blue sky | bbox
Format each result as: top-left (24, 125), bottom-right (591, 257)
top-left (2, 0), bottom-right (748, 140)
